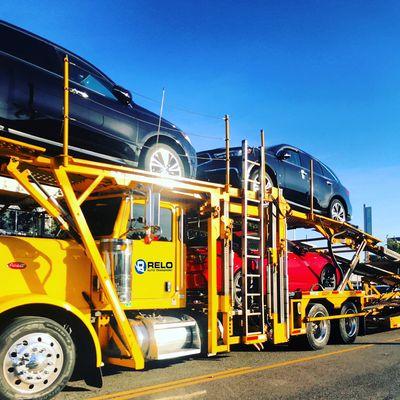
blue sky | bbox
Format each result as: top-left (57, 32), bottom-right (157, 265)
top-left (1, 0), bottom-right (399, 240)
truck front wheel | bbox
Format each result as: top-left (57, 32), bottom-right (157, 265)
top-left (0, 316), bottom-right (75, 400)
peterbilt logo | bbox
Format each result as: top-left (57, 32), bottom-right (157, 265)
top-left (134, 259), bottom-right (173, 274)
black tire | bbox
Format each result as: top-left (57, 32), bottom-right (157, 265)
top-left (329, 199), bottom-right (346, 222)
top-left (0, 316), bottom-right (76, 400)
top-left (234, 270), bottom-right (243, 308)
top-left (143, 142), bottom-right (186, 177)
top-left (332, 302), bottom-right (359, 344)
top-left (301, 303), bottom-right (331, 350)
top-left (319, 265), bottom-right (337, 290)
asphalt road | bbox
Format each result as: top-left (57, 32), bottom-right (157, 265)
top-left (57, 328), bottom-right (400, 400)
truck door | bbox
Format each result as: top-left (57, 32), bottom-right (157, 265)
top-left (129, 202), bottom-right (184, 309)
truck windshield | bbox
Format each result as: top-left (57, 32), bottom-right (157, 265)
top-left (81, 197), bottom-right (122, 237)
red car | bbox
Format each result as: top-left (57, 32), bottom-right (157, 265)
top-left (186, 234), bottom-right (340, 306)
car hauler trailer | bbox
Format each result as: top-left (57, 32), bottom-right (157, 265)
top-left (0, 59), bottom-right (399, 399)
top-left (0, 133), bottom-right (399, 399)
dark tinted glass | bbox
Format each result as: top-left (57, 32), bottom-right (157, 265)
top-left (82, 197), bottom-right (122, 237)
top-left (0, 24), bottom-right (60, 73)
top-left (299, 152), bottom-right (311, 169)
top-left (321, 163), bottom-right (338, 181)
top-left (65, 53), bottom-right (117, 100)
top-left (313, 160), bottom-right (324, 176)
top-left (286, 150), bottom-right (301, 167)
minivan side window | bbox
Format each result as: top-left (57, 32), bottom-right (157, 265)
top-left (0, 24), bottom-right (60, 73)
top-left (64, 53), bottom-right (117, 101)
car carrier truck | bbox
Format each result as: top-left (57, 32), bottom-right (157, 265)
top-left (0, 132), bottom-right (399, 400)
top-left (0, 60), bottom-right (399, 399)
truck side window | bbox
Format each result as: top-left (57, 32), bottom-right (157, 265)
top-left (81, 197), bottom-right (122, 237)
top-left (129, 204), bottom-right (172, 242)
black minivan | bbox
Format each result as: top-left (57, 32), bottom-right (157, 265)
top-left (0, 21), bottom-right (197, 178)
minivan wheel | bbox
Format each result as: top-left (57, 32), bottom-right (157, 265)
top-left (143, 143), bottom-right (185, 177)
top-left (329, 199), bottom-right (346, 222)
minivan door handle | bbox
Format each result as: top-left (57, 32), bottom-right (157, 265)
top-left (70, 88), bottom-right (89, 99)
top-left (300, 169), bottom-right (308, 179)
top-left (326, 180), bottom-right (332, 186)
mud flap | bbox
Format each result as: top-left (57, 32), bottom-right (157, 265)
top-left (84, 367), bottom-right (103, 388)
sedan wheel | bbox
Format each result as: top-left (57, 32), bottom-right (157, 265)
top-left (329, 199), bottom-right (346, 222)
top-left (249, 170), bottom-right (273, 192)
top-left (144, 143), bottom-right (185, 177)
top-left (233, 271), bottom-right (256, 309)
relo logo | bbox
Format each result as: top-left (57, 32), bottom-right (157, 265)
top-left (135, 259), bottom-right (147, 274)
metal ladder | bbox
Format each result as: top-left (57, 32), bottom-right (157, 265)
top-left (241, 136), bottom-right (266, 337)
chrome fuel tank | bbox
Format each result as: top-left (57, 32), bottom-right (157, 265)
top-left (129, 315), bottom-right (201, 360)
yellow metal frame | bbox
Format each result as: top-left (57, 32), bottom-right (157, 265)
top-left (1, 132), bottom-right (399, 372)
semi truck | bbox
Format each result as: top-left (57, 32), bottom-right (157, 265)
top-left (0, 131), bottom-right (399, 399)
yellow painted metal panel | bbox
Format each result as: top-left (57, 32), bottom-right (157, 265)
top-left (390, 316), bottom-right (400, 329)
top-left (0, 294), bottom-right (102, 367)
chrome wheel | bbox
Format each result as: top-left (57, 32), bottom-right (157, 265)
top-left (330, 200), bottom-right (346, 222)
top-left (311, 311), bottom-right (329, 344)
top-left (3, 332), bottom-right (64, 395)
top-left (249, 171), bottom-right (273, 192)
top-left (148, 146), bottom-right (184, 177)
top-left (343, 309), bottom-right (358, 338)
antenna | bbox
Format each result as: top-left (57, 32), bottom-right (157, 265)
top-left (156, 88), bottom-right (166, 146)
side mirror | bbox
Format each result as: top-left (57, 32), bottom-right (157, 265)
top-left (277, 151), bottom-right (291, 161)
top-left (113, 85), bottom-right (132, 104)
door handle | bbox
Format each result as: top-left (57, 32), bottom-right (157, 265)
top-left (70, 88), bottom-right (89, 99)
top-left (300, 169), bottom-right (308, 179)
top-left (326, 180), bottom-right (332, 186)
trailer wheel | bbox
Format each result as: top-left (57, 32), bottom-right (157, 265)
top-left (0, 316), bottom-right (75, 400)
top-left (333, 302), bottom-right (359, 344)
top-left (304, 303), bottom-right (331, 350)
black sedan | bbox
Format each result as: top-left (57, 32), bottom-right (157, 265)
top-left (0, 21), bottom-right (196, 178)
top-left (197, 144), bottom-right (352, 222)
